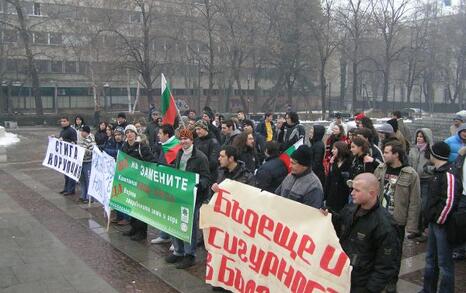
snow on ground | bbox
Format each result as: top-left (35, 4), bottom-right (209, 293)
top-left (0, 126), bottom-right (20, 146)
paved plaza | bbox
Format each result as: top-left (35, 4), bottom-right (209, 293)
top-left (0, 127), bottom-right (465, 293)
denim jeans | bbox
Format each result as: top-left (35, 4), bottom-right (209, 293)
top-left (79, 162), bottom-right (92, 200)
top-left (64, 175), bottom-right (76, 193)
top-left (421, 223), bottom-right (455, 293)
top-left (419, 179), bottom-right (430, 231)
top-left (172, 204), bottom-right (200, 257)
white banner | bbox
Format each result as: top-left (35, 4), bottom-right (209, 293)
top-left (88, 147), bottom-right (115, 219)
top-left (42, 137), bottom-right (85, 182)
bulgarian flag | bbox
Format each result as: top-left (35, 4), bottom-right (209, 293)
top-left (279, 138), bottom-right (304, 172)
top-left (161, 73), bottom-right (178, 126)
top-left (161, 136), bottom-right (181, 164)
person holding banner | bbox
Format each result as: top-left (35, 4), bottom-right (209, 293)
top-left (121, 124), bottom-right (156, 241)
top-left (78, 126), bottom-right (96, 204)
top-left (165, 128), bottom-right (210, 269)
top-left (58, 116), bottom-right (78, 196)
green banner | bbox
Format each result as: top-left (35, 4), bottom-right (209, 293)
top-left (110, 151), bottom-right (199, 242)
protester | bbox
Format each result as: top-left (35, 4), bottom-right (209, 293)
top-left (275, 145), bottom-right (324, 208)
top-left (202, 107), bottom-right (221, 142)
top-left (376, 123), bottom-right (398, 149)
top-left (58, 116), bottom-right (78, 196)
top-left (445, 123), bottom-right (466, 162)
top-left (194, 120), bottom-right (220, 183)
top-left (279, 111), bottom-right (305, 150)
top-left (309, 125), bottom-right (326, 186)
top-left (145, 109), bottom-right (161, 154)
top-left (408, 128), bottom-right (434, 241)
top-left (101, 124), bottom-right (115, 153)
top-left (187, 109), bottom-right (197, 121)
top-left (166, 128), bottom-right (210, 269)
top-left (232, 132), bottom-right (259, 172)
top-left (121, 124), bottom-right (155, 241)
top-left (254, 141), bottom-right (288, 193)
top-left (242, 119), bottom-right (266, 163)
top-left (73, 115), bottom-right (86, 132)
top-left (116, 112), bottom-right (128, 129)
top-left (327, 173), bottom-right (401, 292)
top-left (349, 137), bottom-right (378, 179)
top-left (78, 126), bottom-right (96, 204)
top-left (134, 121), bottom-right (148, 145)
top-left (326, 113), bottom-right (348, 135)
top-left (275, 115), bottom-right (286, 144)
top-left (256, 112), bottom-right (275, 142)
top-left (324, 141), bottom-right (351, 213)
top-left (421, 141), bottom-right (459, 292)
top-left (359, 116), bottom-right (379, 146)
top-left (221, 119), bottom-right (241, 146)
top-left (212, 146), bottom-right (255, 191)
top-left (154, 124), bottom-right (177, 165)
top-left (452, 147), bottom-right (466, 261)
top-left (387, 118), bottom-right (408, 152)
top-left (355, 127), bottom-right (384, 164)
top-left (236, 110), bottom-right (246, 131)
top-left (450, 114), bottom-right (464, 136)
top-left (392, 111), bottom-right (411, 147)
top-left (374, 141), bottom-right (421, 291)
top-left (324, 124), bottom-right (350, 173)
top-left (95, 121), bottom-right (108, 149)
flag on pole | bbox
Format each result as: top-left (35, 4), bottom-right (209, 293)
top-left (279, 138), bottom-right (304, 172)
top-left (161, 136), bottom-right (181, 164)
top-left (161, 73), bottom-right (177, 126)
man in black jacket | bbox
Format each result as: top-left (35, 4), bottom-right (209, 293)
top-left (255, 141), bottom-right (288, 193)
top-left (194, 120), bottom-right (220, 183)
top-left (212, 146), bottom-right (254, 193)
top-left (327, 173), bottom-right (401, 292)
top-left (165, 128), bottom-right (211, 270)
top-left (145, 109), bottom-right (161, 154)
top-left (243, 119), bottom-right (266, 164)
top-left (58, 116), bottom-right (78, 195)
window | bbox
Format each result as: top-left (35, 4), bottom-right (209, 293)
top-left (35, 60), bottom-right (50, 73)
top-left (33, 3), bottom-right (41, 16)
top-left (3, 30), bottom-right (18, 43)
top-left (51, 61), bottom-right (63, 73)
top-left (33, 32), bottom-right (48, 44)
top-left (65, 61), bottom-right (77, 73)
top-left (49, 33), bottom-right (62, 45)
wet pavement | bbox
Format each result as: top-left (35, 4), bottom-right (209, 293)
top-left (0, 126), bottom-right (465, 292)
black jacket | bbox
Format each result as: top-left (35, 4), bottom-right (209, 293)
top-left (350, 155), bottom-right (378, 179)
top-left (121, 141), bottom-right (155, 163)
top-left (325, 159), bottom-right (351, 213)
top-left (253, 132), bottom-right (266, 164)
top-left (333, 202), bottom-right (401, 292)
top-left (238, 147), bottom-right (259, 172)
top-left (144, 121), bottom-right (160, 154)
top-left (208, 122), bottom-right (221, 143)
top-left (194, 133), bottom-right (220, 183)
top-left (281, 123), bottom-right (306, 150)
top-left (424, 163), bottom-right (461, 225)
top-left (217, 161), bottom-right (254, 186)
top-left (95, 130), bottom-right (107, 148)
top-left (174, 146), bottom-right (211, 204)
top-left (255, 155), bottom-right (288, 193)
top-left (309, 125), bottom-right (326, 186)
top-left (59, 125), bottom-right (77, 143)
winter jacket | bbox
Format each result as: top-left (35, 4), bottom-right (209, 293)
top-left (309, 125), bottom-right (326, 186)
top-left (217, 161), bottom-right (254, 186)
top-left (238, 147), bottom-right (259, 172)
top-left (255, 155), bottom-right (288, 193)
top-left (174, 147), bottom-right (211, 204)
top-left (397, 119), bottom-right (411, 146)
top-left (374, 164), bottom-right (421, 233)
top-left (333, 202), bottom-right (401, 292)
top-left (275, 168), bottom-right (324, 209)
top-left (350, 155), bottom-right (379, 179)
top-left (256, 120), bottom-right (276, 141)
top-left (208, 122), bottom-right (222, 143)
top-left (122, 141), bottom-right (155, 163)
top-left (103, 138), bottom-right (123, 159)
top-left (194, 133), bottom-right (220, 183)
top-left (253, 132), bottom-right (266, 164)
top-left (325, 159), bottom-right (351, 213)
top-left (95, 130), bottom-right (107, 149)
top-left (222, 129), bottom-right (241, 146)
top-left (144, 121), bottom-right (160, 154)
top-left (281, 123), bottom-right (306, 150)
top-left (79, 134), bottom-right (96, 163)
top-left (59, 125), bottom-right (77, 143)
top-left (370, 144), bottom-right (384, 164)
top-left (424, 163), bottom-right (461, 225)
top-left (445, 124), bottom-right (466, 162)
top-left (409, 128), bottom-right (434, 179)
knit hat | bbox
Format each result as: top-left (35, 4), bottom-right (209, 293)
top-left (81, 125), bottom-right (91, 134)
top-left (150, 108), bottom-right (160, 116)
top-left (376, 123), bottom-right (394, 134)
top-left (117, 112), bottom-right (126, 119)
top-left (124, 124), bottom-right (138, 134)
top-left (114, 126), bottom-right (124, 134)
top-left (179, 128), bottom-right (194, 140)
top-left (386, 118), bottom-right (399, 133)
top-left (454, 114), bottom-right (464, 122)
top-left (290, 145), bottom-right (312, 167)
top-left (429, 141), bottom-right (450, 161)
top-left (194, 120), bottom-right (209, 131)
top-left (355, 113), bottom-right (365, 120)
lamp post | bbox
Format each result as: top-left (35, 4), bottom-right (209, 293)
top-left (247, 74), bottom-right (251, 113)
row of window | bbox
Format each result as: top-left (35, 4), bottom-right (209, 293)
top-left (1, 30), bottom-right (62, 45)
top-left (0, 1), bottom-right (42, 16)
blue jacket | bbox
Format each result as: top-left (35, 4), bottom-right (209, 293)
top-left (103, 138), bottom-right (123, 159)
top-left (444, 124), bottom-right (466, 162)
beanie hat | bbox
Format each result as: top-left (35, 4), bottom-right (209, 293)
top-left (124, 124), bottom-right (138, 134)
top-left (194, 120), bottom-right (209, 131)
top-left (355, 113), bottom-right (365, 120)
top-left (386, 118), bottom-right (399, 133)
top-left (114, 126), bottom-right (124, 134)
top-left (290, 145), bottom-right (312, 167)
top-left (429, 141), bottom-right (450, 161)
top-left (179, 128), bottom-right (193, 140)
top-left (377, 123), bottom-right (394, 134)
top-left (150, 108), bottom-right (160, 115)
top-left (81, 125), bottom-right (91, 134)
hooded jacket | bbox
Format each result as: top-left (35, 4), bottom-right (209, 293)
top-left (309, 125), bottom-right (326, 186)
top-left (445, 124), bottom-right (466, 162)
top-left (374, 163), bottom-right (421, 233)
top-left (222, 129), bottom-right (241, 146)
top-left (194, 133), bottom-right (220, 183)
top-left (409, 128), bottom-right (434, 179)
top-left (255, 155), bottom-right (288, 193)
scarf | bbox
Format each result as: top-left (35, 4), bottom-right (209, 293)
top-left (417, 142), bottom-right (427, 152)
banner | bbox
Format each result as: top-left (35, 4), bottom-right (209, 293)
top-left (110, 151), bottom-right (199, 242)
top-left (42, 137), bottom-right (85, 182)
top-left (200, 180), bottom-right (352, 293)
top-left (88, 148), bottom-right (115, 219)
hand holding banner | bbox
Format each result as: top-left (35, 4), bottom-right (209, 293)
top-left (88, 147), bottom-right (115, 219)
top-left (42, 137), bottom-right (85, 182)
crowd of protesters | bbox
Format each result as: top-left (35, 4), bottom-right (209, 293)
top-left (56, 108), bottom-right (466, 292)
